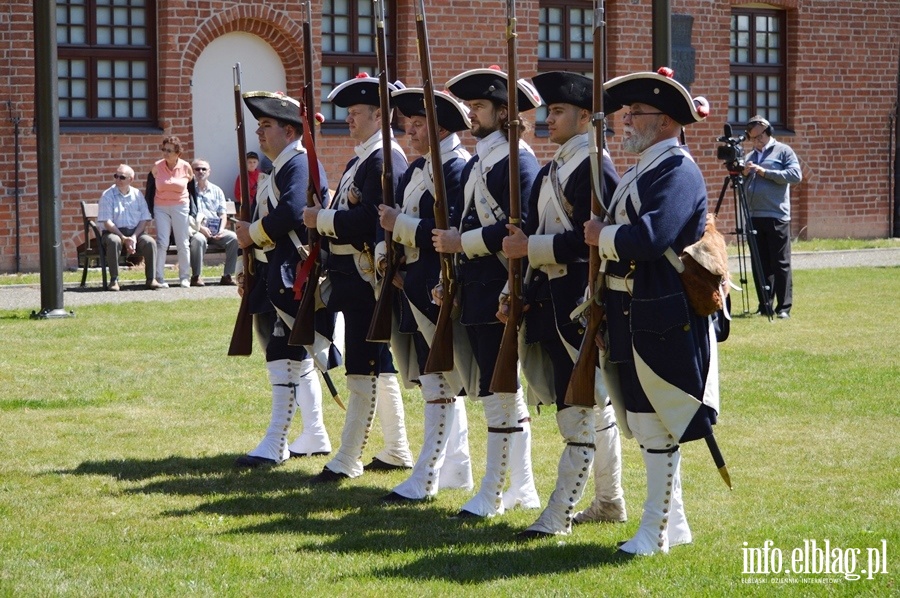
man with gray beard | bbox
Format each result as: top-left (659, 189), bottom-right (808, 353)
top-left (584, 68), bottom-right (719, 556)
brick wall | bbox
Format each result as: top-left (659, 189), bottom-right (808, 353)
top-left (0, 0), bottom-right (898, 272)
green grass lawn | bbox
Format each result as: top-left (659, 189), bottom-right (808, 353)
top-left (0, 266), bottom-right (897, 596)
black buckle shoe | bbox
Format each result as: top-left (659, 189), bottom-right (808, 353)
top-left (308, 468), bottom-right (348, 484)
top-left (365, 457), bottom-right (411, 472)
top-left (289, 450), bottom-right (330, 459)
top-left (381, 491), bottom-right (422, 504)
top-left (449, 509), bottom-right (484, 521)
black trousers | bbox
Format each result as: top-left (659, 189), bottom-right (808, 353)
top-left (751, 217), bottom-right (792, 314)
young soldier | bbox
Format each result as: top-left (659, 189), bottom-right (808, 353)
top-left (505, 72), bottom-right (627, 539)
top-left (233, 91), bottom-right (332, 467)
top-left (585, 69), bottom-right (718, 555)
top-left (378, 87), bottom-right (474, 502)
top-left (432, 66), bottom-right (541, 518)
top-left (304, 74), bottom-right (413, 482)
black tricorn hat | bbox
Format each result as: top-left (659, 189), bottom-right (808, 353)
top-left (242, 91), bottom-right (303, 131)
top-left (328, 73), bottom-right (399, 108)
top-left (446, 66), bottom-right (542, 112)
top-left (530, 71), bottom-right (623, 114)
top-left (391, 88), bottom-right (472, 132)
top-left (604, 68), bottom-right (710, 125)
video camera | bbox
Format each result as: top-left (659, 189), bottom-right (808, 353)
top-left (716, 123), bottom-right (745, 173)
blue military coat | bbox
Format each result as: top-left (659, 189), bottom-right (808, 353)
top-left (453, 131), bottom-right (540, 325)
top-left (597, 138), bottom-right (717, 442)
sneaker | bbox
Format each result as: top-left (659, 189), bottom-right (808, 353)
top-left (108, 280), bottom-right (120, 292)
top-left (219, 274), bottom-right (236, 286)
top-left (777, 311), bottom-right (791, 319)
top-left (190, 276), bottom-right (205, 287)
top-left (179, 279), bottom-right (190, 288)
top-left (145, 279), bottom-right (161, 290)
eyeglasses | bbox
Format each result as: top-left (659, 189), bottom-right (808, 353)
top-left (162, 148), bottom-right (177, 154)
top-left (113, 174), bottom-right (128, 180)
top-left (623, 111), bottom-right (665, 119)
top-left (193, 167), bottom-right (208, 172)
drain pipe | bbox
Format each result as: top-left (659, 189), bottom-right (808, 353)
top-left (7, 101), bottom-right (21, 273)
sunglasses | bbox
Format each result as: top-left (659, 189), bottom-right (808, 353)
top-left (113, 174), bottom-right (128, 180)
top-left (162, 148), bottom-right (177, 154)
top-left (193, 167), bottom-right (208, 172)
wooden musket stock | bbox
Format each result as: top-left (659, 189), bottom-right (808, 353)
top-left (227, 63), bottom-right (254, 356)
top-left (489, 0), bottom-right (523, 394)
top-left (289, 1), bottom-right (323, 347)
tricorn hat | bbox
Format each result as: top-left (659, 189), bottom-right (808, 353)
top-left (446, 66), bottom-right (542, 112)
top-left (328, 73), bottom-right (398, 108)
top-left (242, 91), bottom-right (303, 130)
top-left (391, 87), bottom-right (472, 132)
top-left (604, 67), bottom-right (709, 125)
top-left (530, 71), bottom-right (622, 114)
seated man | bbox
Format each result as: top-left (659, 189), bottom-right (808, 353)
top-left (98, 164), bottom-right (159, 291)
top-left (189, 159), bottom-right (239, 286)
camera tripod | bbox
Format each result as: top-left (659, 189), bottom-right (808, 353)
top-left (714, 167), bottom-right (773, 320)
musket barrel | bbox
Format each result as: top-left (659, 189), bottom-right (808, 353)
top-left (489, 0), bottom-right (522, 394)
top-left (418, 0), bottom-right (456, 374)
top-left (564, 2), bottom-right (609, 405)
top-left (366, 0), bottom-right (400, 343)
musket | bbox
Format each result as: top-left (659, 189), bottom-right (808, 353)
top-left (280, 3), bottom-right (344, 410)
top-left (366, 0), bottom-right (401, 342)
top-left (228, 63), bottom-right (254, 356)
top-left (489, 0), bottom-right (523, 394)
top-left (564, 1), bottom-right (608, 405)
top-left (416, 0), bottom-right (455, 374)
top-left (289, 0), bottom-right (323, 347)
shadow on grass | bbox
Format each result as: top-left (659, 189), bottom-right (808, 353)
top-left (0, 311), bottom-right (38, 320)
top-left (57, 455), bottom-right (635, 580)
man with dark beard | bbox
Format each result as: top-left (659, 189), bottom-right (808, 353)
top-left (432, 66), bottom-right (541, 519)
top-left (584, 69), bottom-right (719, 555)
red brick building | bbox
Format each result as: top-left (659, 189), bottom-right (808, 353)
top-left (1, 1), bottom-right (898, 272)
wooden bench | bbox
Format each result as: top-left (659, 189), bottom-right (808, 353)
top-left (78, 200), bottom-right (236, 289)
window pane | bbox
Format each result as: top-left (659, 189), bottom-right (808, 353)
top-left (115, 100), bottom-right (130, 117)
top-left (72, 79), bottom-right (87, 99)
top-left (97, 60), bottom-right (112, 78)
top-left (71, 99), bottom-right (88, 118)
top-left (98, 99), bottom-right (113, 118)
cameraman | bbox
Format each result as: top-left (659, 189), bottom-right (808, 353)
top-left (742, 116), bottom-right (802, 318)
